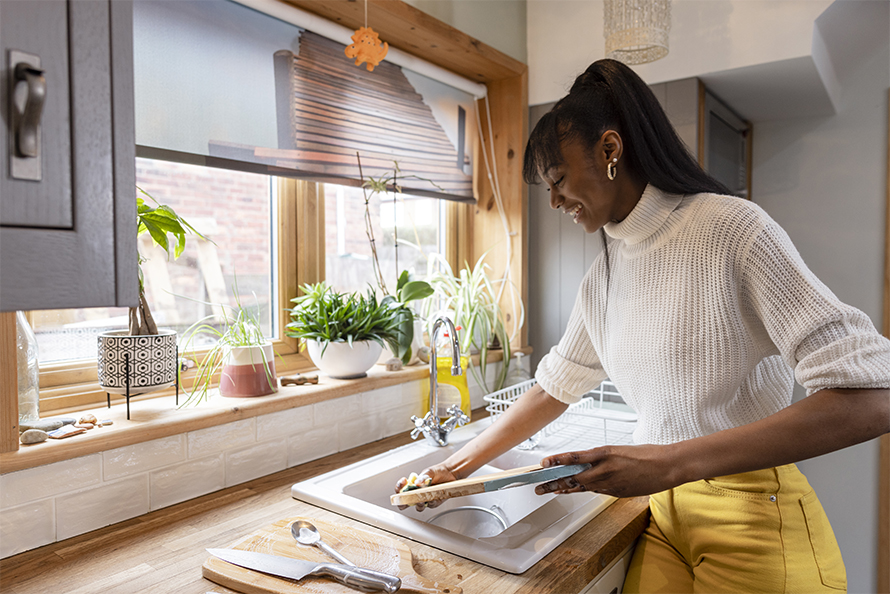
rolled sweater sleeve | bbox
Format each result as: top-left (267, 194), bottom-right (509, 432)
top-left (741, 215), bottom-right (890, 395)
top-left (535, 270), bottom-right (609, 404)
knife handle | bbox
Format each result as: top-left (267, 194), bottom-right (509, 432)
top-left (315, 563), bottom-right (402, 593)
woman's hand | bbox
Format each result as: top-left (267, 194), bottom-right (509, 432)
top-left (534, 444), bottom-right (680, 498)
top-left (394, 463), bottom-right (459, 512)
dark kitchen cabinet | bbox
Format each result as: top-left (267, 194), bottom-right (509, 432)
top-left (0, 0), bottom-right (136, 311)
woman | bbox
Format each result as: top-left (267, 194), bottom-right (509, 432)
top-left (398, 59), bottom-right (890, 592)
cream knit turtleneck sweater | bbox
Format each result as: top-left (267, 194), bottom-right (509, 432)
top-left (535, 185), bottom-right (890, 446)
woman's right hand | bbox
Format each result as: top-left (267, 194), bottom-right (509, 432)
top-left (394, 463), bottom-right (458, 512)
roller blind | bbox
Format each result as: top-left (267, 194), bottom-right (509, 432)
top-left (134, 0), bottom-right (476, 202)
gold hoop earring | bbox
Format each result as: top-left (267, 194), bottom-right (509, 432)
top-left (607, 158), bottom-right (618, 181)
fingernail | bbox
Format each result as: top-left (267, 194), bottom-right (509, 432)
top-left (542, 459), bottom-right (551, 468)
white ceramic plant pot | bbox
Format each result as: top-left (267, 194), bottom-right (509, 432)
top-left (219, 343), bottom-right (278, 398)
top-left (97, 329), bottom-right (177, 395)
top-left (307, 340), bottom-right (382, 379)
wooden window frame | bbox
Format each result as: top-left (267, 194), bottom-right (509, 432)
top-left (0, 0), bottom-right (529, 456)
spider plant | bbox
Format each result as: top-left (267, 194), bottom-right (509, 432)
top-left (178, 283), bottom-right (275, 406)
top-left (422, 251), bottom-right (525, 394)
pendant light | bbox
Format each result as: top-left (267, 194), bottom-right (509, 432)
top-left (604, 0), bottom-right (671, 65)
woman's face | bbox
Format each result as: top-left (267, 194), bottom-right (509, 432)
top-left (540, 134), bottom-right (636, 234)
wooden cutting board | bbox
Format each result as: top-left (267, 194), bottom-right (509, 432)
top-left (391, 464), bottom-right (543, 507)
top-left (202, 516), bottom-right (461, 594)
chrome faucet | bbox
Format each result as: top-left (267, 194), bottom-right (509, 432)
top-left (410, 316), bottom-right (470, 446)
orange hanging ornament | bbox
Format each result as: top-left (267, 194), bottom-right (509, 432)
top-left (345, 26), bottom-right (388, 71)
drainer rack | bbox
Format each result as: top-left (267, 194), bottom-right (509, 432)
top-left (483, 379), bottom-right (637, 447)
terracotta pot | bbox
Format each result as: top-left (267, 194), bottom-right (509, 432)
top-left (218, 343), bottom-right (278, 398)
top-left (307, 340), bottom-right (382, 379)
top-left (97, 329), bottom-right (177, 395)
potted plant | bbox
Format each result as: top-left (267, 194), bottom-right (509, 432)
top-left (358, 155), bottom-right (435, 364)
top-left (423, 251), bottom-right (524, 394)
top-left (179, 282), bottom-right (277, 405)
top-left (377, 270), bottom-right (433, 365)
top-left (285, 282), bottom-right (402, 379)
top-left (97, 188), bottom-right (208, 397)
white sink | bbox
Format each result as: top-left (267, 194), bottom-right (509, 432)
top-left (291, 418), bottom-right (620, 573)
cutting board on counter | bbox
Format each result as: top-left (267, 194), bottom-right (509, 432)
top-left (391, 463), bottom-right (592, 507)
top-left (202, 516), bottom-right (461, 594)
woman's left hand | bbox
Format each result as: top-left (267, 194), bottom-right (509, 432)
top-left (535, 444), bottom-right (681, 498)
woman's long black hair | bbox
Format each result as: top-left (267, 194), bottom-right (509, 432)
top-left (523, 59), bottom-right (732, 296)
top-left (523, 59), bottom-right (730, 197)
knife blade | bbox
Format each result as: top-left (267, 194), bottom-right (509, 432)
top-left (206, 548), bottom-right (401, 593)
top-left (482, 462), bottom-right (592, 492)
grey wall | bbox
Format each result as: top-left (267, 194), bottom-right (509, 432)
top-left (528, 40), bottom-right (889, 592)
top-left (751, 39), bottom-right (889, 594)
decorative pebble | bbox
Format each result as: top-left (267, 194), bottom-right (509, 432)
top-left (99, 419), bottom-right (113, 426)
top-left (417, 346), bottom-right (431, 364)
top-left (19, 419), bottom-right (64, 433)
top-left (20, 429), bottom-right (48, 444)
top-left (385, 357), bottom-right (403, 371)
top-left (58, 417), bottom-right (77, 426)
top-left (47, 425), bottom-right (86, 439)
top-left (74, 423), bottom-right (95, 430)
top-left (78, 413), bottom-right (98, 425)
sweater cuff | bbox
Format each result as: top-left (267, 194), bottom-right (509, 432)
top-left (795, 333), bottom-right (890, 395)
top-left (534, 346), bottom-right (608, 404)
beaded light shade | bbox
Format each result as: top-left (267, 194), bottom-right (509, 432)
top-left (604, 0), bottom-right (671, 65)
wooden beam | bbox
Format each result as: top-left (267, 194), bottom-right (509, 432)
top-left (0, 312), bottom-right (19, 453)
top-left (280, 0), bottom-right (526, 83)
top-left (473, 73), bottom-right (529, 349)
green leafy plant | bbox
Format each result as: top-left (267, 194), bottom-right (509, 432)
top-left (178, 281), bottom-right (275, 406)
top-left (423, 251), bottom-right (524, 393)
top-left (285, 282), bottom-right (403, 356)
top-left (381, 270), bottom-right (434, 363)
top-left (132, 187), bottom-right (209, 336)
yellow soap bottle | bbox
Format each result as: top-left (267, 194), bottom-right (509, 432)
top-left (425, 354), bottom-right (471, 421)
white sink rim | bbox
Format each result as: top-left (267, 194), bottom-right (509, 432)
top-left (291, 419), bottom-right (616, 574)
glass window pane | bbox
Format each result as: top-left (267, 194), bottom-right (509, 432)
top-left (32, 158), bottom-right (276, 364)
top-left (323, 183), bottom-right (445, 295)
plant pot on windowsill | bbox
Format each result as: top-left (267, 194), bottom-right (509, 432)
top-left (307, 339), bottom-right (382, 379)
top-left (218, 342), bottom-right (278, 397)
top-left (97, 328), bottom-right (178, 395)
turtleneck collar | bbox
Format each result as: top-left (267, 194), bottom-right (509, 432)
top-left (604, 184), bottom-right (684, 246)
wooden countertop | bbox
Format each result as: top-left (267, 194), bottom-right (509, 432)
top-left (0, 427), bottom-right (650, 594)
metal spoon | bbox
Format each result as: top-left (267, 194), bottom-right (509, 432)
top-left (290, 520), bottom-right (355, 566)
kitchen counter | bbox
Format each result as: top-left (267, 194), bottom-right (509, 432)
top-left (0, 421), bottom-right (649, 594)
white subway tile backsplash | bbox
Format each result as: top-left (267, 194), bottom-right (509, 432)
top-left (103, 434), bottom-right (186, 480)
top-left (56, 475), bottom-right (149, 541)
top-left (314, 394), bottom-right (361, 427)
top-left (255, 405), bottom-right (313, 441)
top-left (0, 380), bottom-right (422, 559)
top-left (0, 499), bottom-right (54, 558)
top-left (339, 413), bottom-right (385, 451)
top-left (0, 454), bottom-right (102, 510)
top-left (362, 386), bottom-right (403, 413)
top-left (287, 427), bottom-right (339, 468)
top-left (226, 439), bottom-right (288, 487)
top-left (150, 454), bottom-right (225, 511)
top-left (188, 418), bottom-right (256, 458)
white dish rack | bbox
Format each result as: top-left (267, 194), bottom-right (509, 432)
top-left (483, 378), bottom-right (637, 447)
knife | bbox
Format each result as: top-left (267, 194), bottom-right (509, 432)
top-left (481, 463), bottom-right (592, 491)
top-left (206, 548), bottom-right (402, 593)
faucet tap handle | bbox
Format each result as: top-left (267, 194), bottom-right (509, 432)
top-left (444, 404), bottom-right (470, 428)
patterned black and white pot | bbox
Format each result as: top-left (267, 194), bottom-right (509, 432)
top-left (97, 329), bottom-right (177, 395)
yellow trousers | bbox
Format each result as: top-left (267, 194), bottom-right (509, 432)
top-left (623, 464), bottom-right (846, 593)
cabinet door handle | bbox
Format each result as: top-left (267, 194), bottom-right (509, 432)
top-left (12, 62), bottom-right (46, 158)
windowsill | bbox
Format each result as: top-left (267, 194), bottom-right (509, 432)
top-left (1, 347), bottom-right (530, 475)
top-left (1, 363), bottom-right (429, 475)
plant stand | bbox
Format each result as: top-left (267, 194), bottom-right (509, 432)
top-left (105, 345), bottom-right (180, 420)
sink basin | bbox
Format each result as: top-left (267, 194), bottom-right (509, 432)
top-left (291, 417), bottom-right (620, 573)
